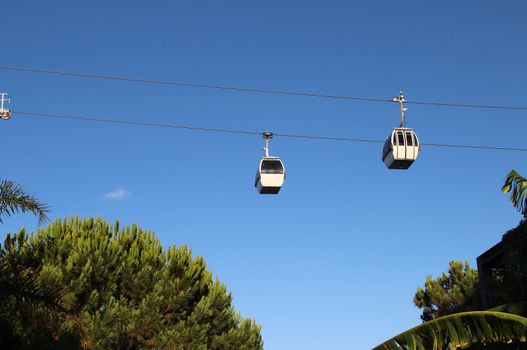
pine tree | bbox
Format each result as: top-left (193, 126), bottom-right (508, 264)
top-left (414, 261), bottom-right (480, 321)
top-left (0, 217), bottom-right (263, 350)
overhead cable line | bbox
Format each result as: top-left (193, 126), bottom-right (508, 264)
top-left (2, 65), bottom-right (527, 111)
top-left (0, 65), bottom-right (390, 104)
top-left (13, 110), bottom-right (527, 152)
top-left (15, 111), bottom-right (262, 136)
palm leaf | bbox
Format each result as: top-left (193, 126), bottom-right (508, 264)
top-left (0, 180), bottom-right (50, 224)
top-left (502, 170), bottom-right (527, 217)
top-left (373, 311), bottom-right (527, 350)
top-left (0, 233), bottom-right (64, 311)
top-left (0, 260), bottom-right (64, 311)
top-left (489, 303), bottom-right (527, 318)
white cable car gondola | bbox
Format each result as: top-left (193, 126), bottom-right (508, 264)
top-left (255, 132), bottom-right (286, 194)
top-left (0, 93), bottom-right (11, 120)
top-left (382, 92), bottom-right (420, 169)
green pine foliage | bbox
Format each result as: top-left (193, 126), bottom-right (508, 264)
top-left (414, 261), bottom-right (480, 322)
top-left (0, 217), bottom-right (263, 350)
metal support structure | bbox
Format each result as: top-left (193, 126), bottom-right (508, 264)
top-left (393, 91), bottom-right (408, 127)
top-left (262, 131), bottom-right (273, 157)
top-left (0, 93), bottom-right (11, 120)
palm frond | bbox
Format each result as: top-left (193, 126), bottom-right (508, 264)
top-left (489, 303), bottom-right (527, 318)
top-left (0, 233), bottom-right (64, 311)
top-left (0, 180), bottom-right (50, 224)
top-left (0, 260), bottom-right (65, 312)
top-left (502, 170), bottom-right (527, 217)
top-left (373, 311), bottom-right (527, 350)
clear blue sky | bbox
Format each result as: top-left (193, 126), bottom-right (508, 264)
top-left (2, 1), bottom-right (527, 348)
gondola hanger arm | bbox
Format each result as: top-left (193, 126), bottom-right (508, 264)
top-left (393, 91), bottom-right (408, 127)
top-left (262, 131), bottom-right (274, 158)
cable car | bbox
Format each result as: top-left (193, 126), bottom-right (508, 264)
top-left (382, 127), bottom-right (419, 169)
top-left (0, 93), bottom-right (10, 120)
top-left (0, 110), bottom-right (11, 120)
top-left (382, 92), bottom-right (420, 170)
top-left (255, 157), bottom-right (286, 194)
top-left (255, 132), bottom-right (286, 194)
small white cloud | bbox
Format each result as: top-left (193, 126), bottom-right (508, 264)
top-left (104, 187), bottom-right (131, 201)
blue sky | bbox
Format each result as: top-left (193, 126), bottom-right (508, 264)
top-left (1, 1), bottom-right (527, 348)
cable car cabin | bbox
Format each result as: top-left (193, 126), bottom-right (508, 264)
top-left (255, 157), bottom-right (286, 194)
top-left (0, 109), bottom-right (10, 120)
top-left (382, 128), bottom-right (420, 169)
